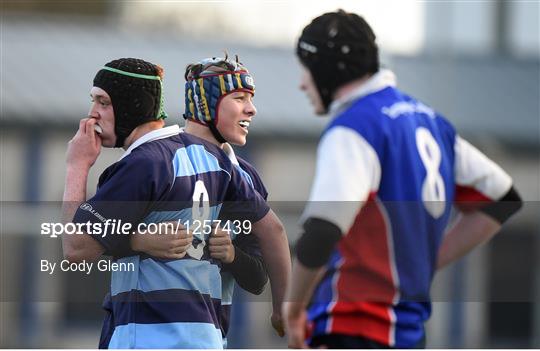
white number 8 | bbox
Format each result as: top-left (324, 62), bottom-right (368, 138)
top-left (187, 180), bottom-right (210, 260)
top-left (415, 127), bottom-right (446, 218)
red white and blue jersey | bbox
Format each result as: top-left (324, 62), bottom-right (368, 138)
top-left (73, 125), bottom-right (269, 349)
top-left (301, 70), bottom-right (512, 348)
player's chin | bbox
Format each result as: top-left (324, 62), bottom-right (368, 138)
top-left (100, 139), bottom-right (115, 148)
top-left (314, 105), bottom-right (326, 116)
top-left (229, 134), bottom-right (247, 146)
top-left (235, 138), bottom-right (247, 146)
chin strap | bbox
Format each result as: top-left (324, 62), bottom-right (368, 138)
top-left (208, 121), bottom-right (227, 144)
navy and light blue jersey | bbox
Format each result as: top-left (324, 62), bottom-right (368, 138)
top-left (73, 126), bottom-right (269, 349)
top-left (301, 70), bottom-right (512, 347)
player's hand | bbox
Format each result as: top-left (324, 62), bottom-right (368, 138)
top-left (271, 311), bottom-right (285, 337)
top-left (66, 118), bottom-right (101, 170)
top-left (131, 221), bottom-right (193, 259)
top-left (208, 225), bottom-right (235, 263)
top-left (283, 301), bottom-right (308, 348)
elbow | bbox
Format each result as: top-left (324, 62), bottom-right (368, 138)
top-left (479, 186), bottom-right (523, 225)
top-left (253, 210), bottom-right (288, 242)
top-left (251, 274), bottom-right (269, 295)
top-left (240, 276), bottom-right (268, 295)
top-left (63, 246), bottom-right (99, 263)
top-left (251, 283), bottom-right (267, 296)
top-left (63, 247), bottom-right (84, 263)
top-left (269, 214), bottom-right (288, 242)
top-left (274, 220), bottom-right (287, 239)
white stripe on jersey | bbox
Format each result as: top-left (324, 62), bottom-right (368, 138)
top-left (376, 198), bottom-right (400, 347)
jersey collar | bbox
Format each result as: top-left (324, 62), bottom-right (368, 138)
top-left (178, 127), bottom-right (240, 165)
top-left (221, 142), bottom-right (240, 166)
top-left (328, 69), bottom-right (397, 116)
top-left (119, 124), bottom-right (181, 160)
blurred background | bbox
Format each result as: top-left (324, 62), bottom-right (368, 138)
top-left (1, 0), bottom-right (539, 348)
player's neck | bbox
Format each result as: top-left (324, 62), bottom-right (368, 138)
top-left (122, 120), bottom-right (166, 150)
top-left (333, 74), bottom-right (372, 102)
top-left (184, 121), bottom-right (225, 149)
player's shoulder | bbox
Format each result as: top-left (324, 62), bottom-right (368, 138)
top-left (236, 155), bottom-right (268, 199)
top-left (178, 132), bottom-right (236, 168)
top-left (325, 92), bottom-right (391, 152)
top-left (115, 135), bottom-right (186, 179)
top-left (328, 86), bottom-right (398, 133)
top-left (236, 156), bottom-right (261, 179)
top-left (401, 92), bottom-right (458, 143)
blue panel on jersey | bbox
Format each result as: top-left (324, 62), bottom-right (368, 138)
top-left (172, 144), bottom-right (230, 178)
top-left (111, 257), bottom-right (221, 299)
top-left (393, 302), bottom-right (430, 348)
top-left (308, 250), bottom-right (343, 337)
top-left (234, 164), bottom-right (254, 187)
top-left (108, 322), bottom-right (223, 349)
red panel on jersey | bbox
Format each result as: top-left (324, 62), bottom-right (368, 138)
top-left (327, 193), bottom-right (397, 345)
top-left (455, 185), bottom-right (493, 212)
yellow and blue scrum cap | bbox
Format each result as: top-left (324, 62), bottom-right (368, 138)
top-left (184, 57), bottom-right (255, 125)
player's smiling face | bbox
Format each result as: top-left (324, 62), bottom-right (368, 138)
top-left (89, 87), bottom-right (116, 147)
top-left (216, 91), bottom-right (256, 146)
top-left (299, 65), bottom-right (325, 115)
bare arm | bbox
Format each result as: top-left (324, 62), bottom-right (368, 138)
top-left (252, 209), bottom-right (291, 336)
top-left (283, 260), bottom-right (326, 348)
top-left (437, 211), bottom-right (501, 270)
top-left (61, 118), bottom-right (105, 263)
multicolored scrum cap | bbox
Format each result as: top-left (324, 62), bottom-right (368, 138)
top-left (93, 58), bottom-right (167, 148)
top-left (184, 56), bottom-right (255, 125)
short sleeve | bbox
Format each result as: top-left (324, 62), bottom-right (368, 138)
top-left (300, 126), bottom-right (381, 234)
top-left (222, 166), bottom-right (270, 223)
top-left (454, 136), bottom-right (513, 211)
top-left (237, 157), bottom-right (269, 200)
top-left (73, 153), bottom-right (168, 254)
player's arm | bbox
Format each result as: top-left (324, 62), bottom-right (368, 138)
top-left (284, 126), bottom-right (377, 347)
top-left (65, 140), bottom-right (159, 263)
top-left (225, 245), bottom-right (267, 295)
top-left (251, 209), bottom-right (291, 336)
top-left (224, 159), bottom-right (269, 295)
top-left (212, 229), bottom-right (268, 295)
top-left (62, 118), bottom-right (105, 263)
top-left (436, 136), bottom-right (522, 270)
top-left (127, 222), bottom-right (193, 259)
top-left (225, 159), bottom-right (292, 336)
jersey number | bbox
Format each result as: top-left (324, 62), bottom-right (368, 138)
top-left (186, 180), bottom-right (210, 260)
top-left (415, 127), bottom-right (446, 218)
